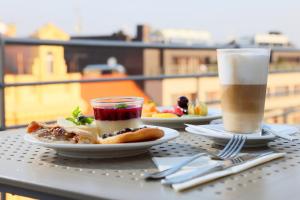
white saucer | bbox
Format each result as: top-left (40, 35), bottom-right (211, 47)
top-left (142, 108), bottom-right (221, 129)
top-left (185, 124), bottom-right (299, 147)
top-left (24, 126), bottom-right (179, 158)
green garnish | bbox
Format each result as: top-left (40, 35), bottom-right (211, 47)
top-left (66, 106), bottom-right (94, 125)
top-left (72, 106), bottom-right (81, 118)
top-left (115, 103), bottom-right (128, 109)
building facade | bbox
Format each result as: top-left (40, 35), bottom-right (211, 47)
top-left (64, 25), bottom-right (300, 124)
top-left (3, 23), bottom-right (149, 126)
top-left (4, 23), bottom-right (88, 125)
top-left (3, 23), bottom-right (300, 125)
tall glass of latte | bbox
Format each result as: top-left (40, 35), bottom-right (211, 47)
top-left (217, 48), bottom-right (270, 134)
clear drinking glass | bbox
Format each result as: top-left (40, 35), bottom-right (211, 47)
top-left (217, 48), bottom-right (270, 134)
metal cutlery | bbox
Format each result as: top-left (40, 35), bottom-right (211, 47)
top-left (162, 151), bottom-right (274, 185)
top-left (143, 153), bottom-right (206, 180)
top-left (262, 124), bottom-right (298, 141)
top-left (144, 133), bottom-right (246, 180)
top-left (185, 124), bottom-right (247, 160)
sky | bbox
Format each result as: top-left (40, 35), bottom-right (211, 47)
top-left (1, 0), bottom-right (300, 46)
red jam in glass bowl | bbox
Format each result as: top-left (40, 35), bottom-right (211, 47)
top-left (91, 97), bottom-right (144, 134)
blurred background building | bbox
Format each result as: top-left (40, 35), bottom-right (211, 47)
top-left (4, 23), bottom-right (87, 125)
top-left (229, 31), bottom-right (293, 47)
top-left (3, 22), bottom-right (148, 125)
top-left (1, 21), bottom-right (300, 126)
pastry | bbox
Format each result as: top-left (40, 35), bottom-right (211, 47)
top-left (99, 127), bottom-right (164, 144)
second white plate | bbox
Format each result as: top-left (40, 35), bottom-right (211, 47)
top-left (185, 124), bottom-right (299, 147)
top-left (142, 108), bottom-right (221, 129)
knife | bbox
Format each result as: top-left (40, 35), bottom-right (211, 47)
top-left (162, 151), bottom-right (273, 185)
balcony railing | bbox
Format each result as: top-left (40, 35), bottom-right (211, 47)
top-left (1, 36), bottom-right (300, 129)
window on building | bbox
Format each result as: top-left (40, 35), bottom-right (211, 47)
top-left (294, 85), bottom-right (300, 95)
top-left (272, 116), bottom-right (279, 123)
top-left (274, 86), bottom-right (289, 96)
top-left (173, 57), bottom-right (179, 65)
top-left (46, 52), bottom-right (54, 74)
top-left (293, 115), bottom-right (300, 123)
top-left (204, 57), bottom-right (210, 64)
top-left (277, 56), bottom-right (300, 63)
top-left (266, 87), bottom-right (271, 97)
top-left (6, 51), bottom-right (31, 75)
top-left (205, 91), bottom-right (220, 104)
top-left (171, 55), bottom-right (215, 75)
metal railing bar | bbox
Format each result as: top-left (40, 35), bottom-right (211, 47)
top-left (7, 120), bottom-right (56, 129)
top-left (0, 35), bottom-right (6, 130)
top-left (2, 69), bottom-right (300, 88)
top-left (3, 37), bottom-right (300, 52)
top-left (3, 37), bottom-right (222, 49)
top-left (269, 69), bottom-right (300, 73)
top-left (3, 73), bottom-right (218, 87)
top-left (6, 124), bottom-right (28, 129)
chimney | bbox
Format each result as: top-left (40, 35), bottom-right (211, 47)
top-left (136, 24), bottom-right (150, 42)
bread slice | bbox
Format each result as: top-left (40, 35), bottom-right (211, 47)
top-left (99, 128), bottom-right (164, 144)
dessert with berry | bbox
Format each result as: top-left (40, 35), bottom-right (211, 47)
top-left (142, 96), bottom-right (208, 118)
top-left (91, 97), bottom-right (144, 134)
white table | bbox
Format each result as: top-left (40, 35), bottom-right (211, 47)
top-left (0, 127), bottom-right (299, 200)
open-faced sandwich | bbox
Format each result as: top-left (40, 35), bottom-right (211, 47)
top-left (57, 106), bottom-right (99, 136)
top-left (27, 107), bottom-right (99, 144)
top-left (27, 122), bottom-right (164, 144)
top-left (27, 106), bottom-right (165, 144)
top-left (27, 121), bottom-right (98, 144)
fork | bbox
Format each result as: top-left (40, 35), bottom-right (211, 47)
top-left (144, 134), bottom-right (246, 180)
top-left (185, 124), bottom-right (247, 159)
top-left (162, 150), bottom-right (274, 185)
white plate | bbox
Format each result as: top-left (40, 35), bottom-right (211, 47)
top-left (185, 124), bottom-right (299, 147)
top-left (142, 108), bottom-right (221, 129)
top-left (24, 126), bottom-right (179, 158)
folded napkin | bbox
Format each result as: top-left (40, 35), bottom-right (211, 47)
top-left (153, 152), bottom-right (285, 192)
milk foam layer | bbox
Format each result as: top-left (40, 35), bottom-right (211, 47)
top-left (217, 49), bottom-right (270, 85)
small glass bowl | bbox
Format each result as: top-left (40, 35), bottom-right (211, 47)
top-left (90, 97), bottom-right (144, 134)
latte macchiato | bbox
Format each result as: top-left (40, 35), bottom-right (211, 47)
top-left (217, 49), bottom-right (270, 134)
top-left (221, 84), bottom-right (266, 133)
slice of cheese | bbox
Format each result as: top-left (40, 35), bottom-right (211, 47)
top-left (57, 118), bottom-right (101, 137)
